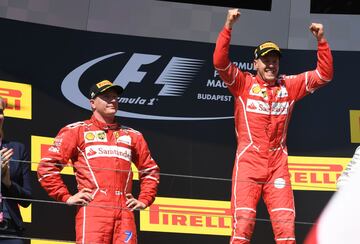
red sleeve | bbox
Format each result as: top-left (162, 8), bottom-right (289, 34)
top-left (316, 41), bottom-right (334, 82)
top-left (286, 41), bottom-right (334, 101)
top-left (133, 133), bottom-right (159, 207)
top-left (213, 27), bottom-right (246, 97)
top-left (37, 125), bottom-right (79, 202)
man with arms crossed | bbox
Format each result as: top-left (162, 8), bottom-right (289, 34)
top-left (213, 9), bottom-right (333, 243)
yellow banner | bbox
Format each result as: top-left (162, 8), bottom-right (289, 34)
top-left (20, 204), bottom-right (31, 223)
top-left (0, 80), bottom-right (32, 119)
top-left (288, 156), bottom-right (351, 191)
top-left (140, 197), bottom-right (232, 236)
top-left (350, 110), bottom-right (360, 143)
top-left (31, 135), bottom-right (73, 175)
top-left (141, 157), bottom-right (352, 235)
top-left (28, 155), bottom-right (352, 237)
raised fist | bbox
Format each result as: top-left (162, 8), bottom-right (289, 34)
top-left (309, 23), bottom-right (325, 42)
top-left (225, 9), bottom-right (241, 29)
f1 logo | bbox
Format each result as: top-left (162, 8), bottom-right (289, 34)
top-left (62, 52), bottom-right (203, 116)
top-left (350, 110), bottom-right (360, 143)
top-left (113, 53), bottom-right (203, 97)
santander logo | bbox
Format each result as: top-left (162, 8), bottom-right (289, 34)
top-left (87, 148), bottom-right (97, 157)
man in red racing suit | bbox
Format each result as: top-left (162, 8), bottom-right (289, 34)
top-left (213, 9), bottom-right (333, 244)
top-left (37, 80), bottom-right (159, 244)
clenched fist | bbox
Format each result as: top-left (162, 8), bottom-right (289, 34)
top-left (225, 9), bottom-right (241, 29)
top-left (309, 23), bottom-right (325, 42)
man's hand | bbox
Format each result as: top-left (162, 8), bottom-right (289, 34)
top-left (225, 9), bottom-right (241, 29)
top-left (66, 188), bottom-right (93, 206)
top-left (126, 193), bottom-right (146, 211)
top-left (1, 148), bottom-right (13, 188)
top-left (309, 23), bottom-right (325, 42)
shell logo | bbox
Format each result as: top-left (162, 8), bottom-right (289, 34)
top-left (252, 85), bottom-right (261, 94)
top-left (85, 132), bottom-right (95, 141)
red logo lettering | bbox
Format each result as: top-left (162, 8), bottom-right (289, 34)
top-left (0, 88), bottom-right (22, 110)
top-left (148, 204), bottom-right (231, 228)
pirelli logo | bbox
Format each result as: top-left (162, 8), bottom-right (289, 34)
top-left (0, 80), bottom-right (32, 119)
top-left (350, 110), bottom-right (360, 143)
top-left (288, 156), bottom-right (351, 191)
top-left (31, 135), bottom-right (138, 179)
top-left (140, 197), bottom-right (232, 236)
top-left (141, 157), bottom-right (351, 235)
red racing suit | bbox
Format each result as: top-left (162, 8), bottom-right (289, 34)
top-left (213, 27), bottom-right (333, 244)
top-left (37, 116), bottom-right (159, 244)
